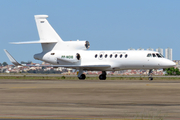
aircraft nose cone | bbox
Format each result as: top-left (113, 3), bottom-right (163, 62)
top-left (163, 59), bottom-right (176, 68)
top-left (170, 61), bottom-right (176, 66)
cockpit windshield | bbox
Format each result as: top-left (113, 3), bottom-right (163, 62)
top-left (152, 53), bottom-right (156, 57)
top-left (156, 53), bottom-right (161, 58)
top-left (147, 53), bottom-right (164, 58)
top-left (147, 53), bottom-right (152, 57)
top-left (159, 53), bottom-right (164, 58)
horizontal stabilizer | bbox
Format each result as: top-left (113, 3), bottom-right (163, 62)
top-left (10, 40), bottom-right (58, 44)
top-left (4, 49), bottom-right (21, 66)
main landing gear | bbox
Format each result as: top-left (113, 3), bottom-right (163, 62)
top-left (78, 69), bottom-right (86, 80)
top-left (78, 74), bottom-right (86, 80)
top-left (99, 71), bottom-right (107, 80)
top-left (78, 70), bottom-right (107, 80)
top-left (148, 69), bottom-right (153, 81)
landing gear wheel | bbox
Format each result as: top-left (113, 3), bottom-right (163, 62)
top-left (99, 74), bottom-right (106, 80)
top-left (148, 69), bottom-right (153, 81)
top-left (78, 74), bottom-right (86, 80)
top-left (148, 77), bottom-right (153, 81)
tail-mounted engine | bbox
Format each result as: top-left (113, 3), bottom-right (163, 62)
top-left (63, 40), bottom-right (90, 50)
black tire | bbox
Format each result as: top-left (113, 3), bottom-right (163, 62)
top-left (99, 74), bottom-right (106, 80)
top-left (148, 77), bottom-right (153, 81)
top-left (78, 74), bottom-right (86, 80)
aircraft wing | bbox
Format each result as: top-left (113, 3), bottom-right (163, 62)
top-left (4, 49), bottom-right (111, 70)
top-left (30, 64), bottom-right (111, 70)
top-left (4, 49), bottom-right (21, 66)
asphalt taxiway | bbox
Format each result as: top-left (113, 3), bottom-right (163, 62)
top-left (0, 79), bottom-right (180, 120)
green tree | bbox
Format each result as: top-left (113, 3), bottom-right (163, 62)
top-left (165, 67), bottom-right (180, 75)
top-left (2, 62), bottom-right (8, 66)
top-left (175, 68), bottom-right (180, 75)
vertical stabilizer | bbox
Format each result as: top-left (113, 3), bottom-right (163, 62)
top-left (34, 15), bottom-right (64, 52)
top-left (34, 15), bottom-right (63, 42)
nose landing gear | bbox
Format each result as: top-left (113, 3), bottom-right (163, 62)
top-left (148, 69), bottom-right (153, 81)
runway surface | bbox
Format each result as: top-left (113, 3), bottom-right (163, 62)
top-left (0, 79), bottom-right (180, 120)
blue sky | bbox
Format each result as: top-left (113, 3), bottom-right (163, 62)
top-left (1, 0), bottom-right (180, 64)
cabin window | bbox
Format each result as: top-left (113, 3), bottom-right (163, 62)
top-left (51, 53), bottom-right (55, 55)
top-left (76, 53), bottom-right (81, 60)
top-left (152, 53), bottom-right (156, 57)
top-left (110, 54), bottom-right (112, 58)
top-left (156, 53), bottom-right (162, 58)
top-left (115, 54), bottom-right (117, 58)
top-left (105, 54), bottom-right (108, 58)
top-left (125, 54), bottom-right (128, 58)
top-left (95, 54), bottom-right (98, 58)
top-left (120, 54), bottom-right (123, 58)
top-left (147, 53), bottom-right (152, 57)
top-left (40, 21), bottom-right (44, 23)
top-left (100, 54), bottom-right (103, 58)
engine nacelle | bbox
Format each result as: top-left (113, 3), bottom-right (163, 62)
top-left (63, 40), bottom-right (90, 50)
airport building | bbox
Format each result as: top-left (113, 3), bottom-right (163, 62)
top-left (165, 47), bottom-right (172, 60)
top-left (137, 48), bottom-right (144, 50)
top-left (147, 47), bottom-right (154, 51)
top-left (128, 48), bottom-right (135, 50)
top-left (156, 47), bottom-right (163, 55)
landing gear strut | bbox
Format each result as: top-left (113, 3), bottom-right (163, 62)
top-left (78, 69), bottom-right (86, 80)
top-left (99, 71), bottom-right (107, 80)
top-left (148, 69), bottom-right (153, 81)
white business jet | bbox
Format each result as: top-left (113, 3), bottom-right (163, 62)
top-left (4, 15), bottom-right (176, 80)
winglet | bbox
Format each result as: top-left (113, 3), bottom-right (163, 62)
top-left (4, 49), bottom-right (22, 66)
